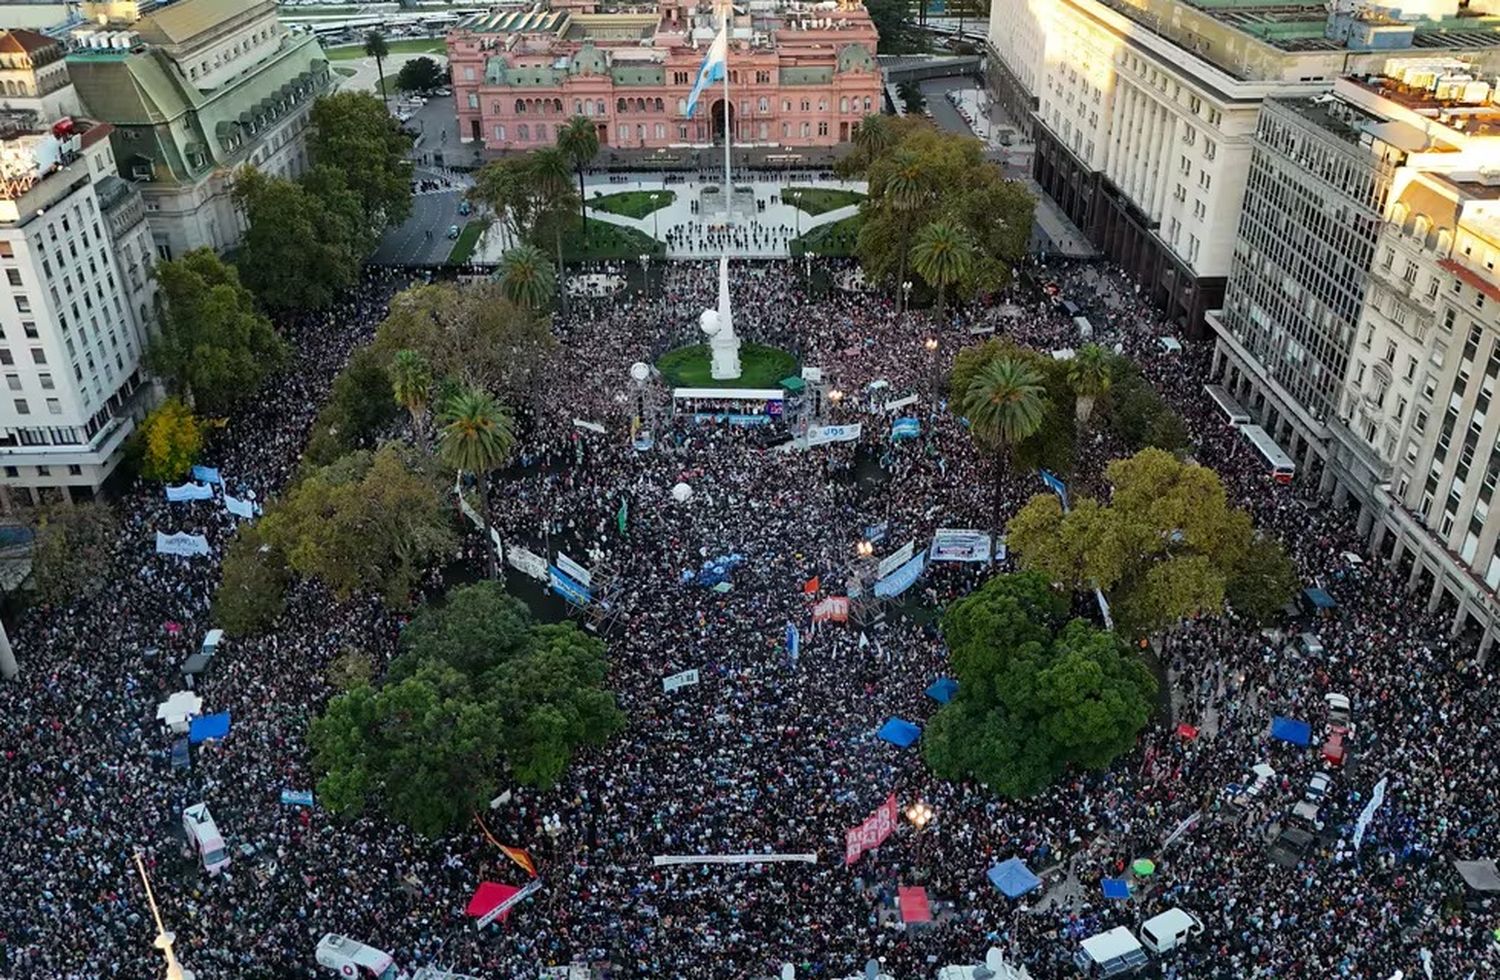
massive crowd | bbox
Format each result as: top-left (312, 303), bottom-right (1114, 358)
top-left (0, 250), bottom-right (1496, 980)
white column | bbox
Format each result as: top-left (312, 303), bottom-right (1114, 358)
top-left (0, 619), bottom-right (16, 680)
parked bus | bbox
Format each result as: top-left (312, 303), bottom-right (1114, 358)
top-left (1203, 383), bottom-right (1251, 427)
top-left (1240, 424), bottom-right (1296, 484)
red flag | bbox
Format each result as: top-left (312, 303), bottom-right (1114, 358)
top-left (499, 845), bottom-right (538, 878)
top-left (803, 575), bottom-right (821, 594)
top-left (1175, 722), bottom-right (1199, 740)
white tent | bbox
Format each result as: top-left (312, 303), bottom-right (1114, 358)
top-left (156, 690), bottom-right (203, 733)
top-left (671, 482), bottom-right (693, 503)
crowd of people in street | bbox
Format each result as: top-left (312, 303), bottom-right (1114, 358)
top-left (0, 252), bottom-right (1496, 980)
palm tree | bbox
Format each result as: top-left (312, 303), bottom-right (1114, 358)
top-left (883, 149), bottom-right (932, 313)
top-left (557, 116), bottom-right (600, 236)
top-left (852, 113), bottom-right (894, 165)
top-left (963, 357), bottom-right (1047, 533)
top-left (364, 31), bottom-right (389, 104)
top-left (1067, 343), bottom-right (1113, 428)
top-left (530, 147), bottom-right (576, 312)
top-left (437, 387), bottom-right (516, 578)
top-left (498, 244), bottom-right (556, 312)
top-left (390, 348), bottom-right (433, 447)
top-left (911, 220), bottom-right (975, 322)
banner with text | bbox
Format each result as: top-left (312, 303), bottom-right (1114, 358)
top-left (883, 393), bottom-right (918, 413)
top-left (549, 566), bottom-right (592, 605)
top-left (663, 668), bottom-right (701, 693)
top-left (928, 528), bottom-right (992, 563)
top-left (845, 793), bottom-right (899, 865)
top-left (807, 423), bottom-right (863, 447)
top-left (155, 531), bottom-right (211, 557)
top-left (813, 596), bottom-right (850, 623)
top-left (873, 553), bottom-right (925, 599)
top-left (506, 543), bottom-right (548, 582)
top-left (165, 482), bottom-right (214, 503)
top-left (556, 552), bottom-right (592, 587)
top-left (190, 465), bottom-right (222, 485)
top-left (572, 418), bottom-right (606, 435)
top-left (877, 540), bottom-right (916, 580)
top-left (223, 494), bottom-right (259, 520)
top-left (653, 853), bottom-right (818, 867)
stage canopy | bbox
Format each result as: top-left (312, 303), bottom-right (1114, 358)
top-left (876, 718), bottom-right (921, 748)
top-left (924, 678), bottom-right (959, 704)
top-left (987, 857), bottom-right (1041, 898)
top-left (188, 711), bottom-right (230, 744)
top-left (466, 881), bottom-right (521, 924)
top-left (1303, 586), bottom-right (1336, 609)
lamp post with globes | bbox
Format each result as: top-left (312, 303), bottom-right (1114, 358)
top-left (905, 799), bottom-right (934, 869)
top-left (923, 337), bottom-right (939, 414)
top-left (901, 279), bottom-right (913, 314)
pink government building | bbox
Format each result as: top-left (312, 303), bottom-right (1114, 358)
top-left (446, 0), bottom-right (883, 154)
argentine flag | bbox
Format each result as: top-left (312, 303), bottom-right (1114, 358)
top-left (685, 25), bottom-right (729, 119)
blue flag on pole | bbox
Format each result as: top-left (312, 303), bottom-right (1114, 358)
top-left (785, 621), bottom-right (799, 667)
top-left (685, 24), bottom-right (728, 119)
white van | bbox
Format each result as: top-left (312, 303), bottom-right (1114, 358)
top-left (182, 802), bottom-right (230, 875)
top-left (315, 934), bottom-right (398, 980)
top-left (1074, 926), bottom-right (1149, 975)
top-left (1139, 908), bottom-right (1204, 954)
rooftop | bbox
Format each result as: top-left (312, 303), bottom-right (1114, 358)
top-left (1347, 73), bottom-right (1500, 137)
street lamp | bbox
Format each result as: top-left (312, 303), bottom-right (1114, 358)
top-left (905, 800), bottom-right (934, 866)
top-left (924, 337), bottom-right (940, 413)
top-left (901, 280), bottom-right (913, 313)
top-left (650, 192), bottom-right (662, 240)
top-left (855, 539), bottom-right (874, 559)
top-left (828, 388), bottom-right (844, 406)
top-left (134, 851), bottom-right (195, 980)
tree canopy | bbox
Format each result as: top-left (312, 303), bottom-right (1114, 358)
top-left (311, 581), bottom-right (623, 835)
top-left (303, 346), bottom-right (402, 467)
top-left (212, 524), bottom-right (289, 637)
top-left (1100, 357), bottom-right (1192, 456)
top-left (395, 56), bottom-right (445, 92)
top-left (923, 572), bottom-right (1156, 798)
top-left (951, 338), bottom-right (1076, 476)
top-left (308, 91), bottom-right (414, 234)
top-left (372, 280), bottom-right (556, 403)
top-left (149, 249), bottom-right (287, 415)
top-left (1006, 448), bottom-right (1296, 634)
top-left (233, 167), bottom-right (368, 312)
top-left (853, 121), bottom-right (1032, 301)
top-left (257, 442), bottom-right (455, 606)
top-left (29, 503), bottom-right (117, 605)
top-left (136, 396), bottom-right (206, 482)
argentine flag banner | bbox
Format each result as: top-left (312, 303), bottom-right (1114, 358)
top-left (685, 25), bottom-right (729, 119)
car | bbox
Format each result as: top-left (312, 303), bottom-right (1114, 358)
top-left (1228, 762), bottom-right (1276, 807)
top-left (1322, 730), bottom-right (1347, 767)
top-left (1325, 692), bottom-right (1352, 727)
top-left (315, 934), bottom-right (398, 980)
top-left (447, 224), bottom-right (460, 239)
top-left (1304, 771), bottom-right (1332, 802)
top-left (457, 200), bottom-right (472, 216)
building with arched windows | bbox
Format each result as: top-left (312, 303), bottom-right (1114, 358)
top-left (447, 0), bottom-right (881, 154)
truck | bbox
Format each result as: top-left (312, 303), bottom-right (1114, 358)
top-left (1074, 927), bottom-right (1149, 976)
top-left (315, 934), bottom-right (398, 980)
top-left (1138, 908), bottom-right (1204, 954)
top-left (182, 802), bottom-right (230, 875)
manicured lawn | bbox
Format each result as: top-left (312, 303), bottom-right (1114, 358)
top-left (325, 39), bottom-right (447, 60)
top-left (791, 214), bottom-right (862, 258)
top-left (446, 221), bottom-right (485, 265)
top-left (657, 343), bottom-right (799, 389)
top-left (783, 186), bottom-right (864, 215)
top-left (587, 190), bottom-right (677, 219)
top-left (560, 217), bottom-right (665, 262)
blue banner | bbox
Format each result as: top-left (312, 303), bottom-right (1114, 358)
top-left (692, 412), bottom-right (771, 427)
top-left (549, 566), bottom-right (593, 605)
top-left (873, 553), bottom-right (925, 598)
top-left (891, 417), bottom-right (920, 440)
top-left (280, 789), bottom-right (315, 808)
top-left (191, 465), bottom-right (223, 485)
top-left (785, 621), bottom-right (800, 668)
top-left (1040, 469), bottom-right (1069, 510)
top-left (864, 521), bottom-right (889, 545)
top-left (223, 494), bottom-right (258, 519)
top-left (165, 482), bottom-right (214, 502)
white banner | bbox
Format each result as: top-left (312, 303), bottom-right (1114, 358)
top-left (662, 668), bottom-right (700, 693)
top-left (572, 418), bottom-right (605, 435)
top-left (883, 393), bottom-right (918, 412)
top-left (807, 423), bottom-right (863, 447)
top-left (928, 528), bottom-right (992, 563)
top-left (165, 482), bottom-right (214, 502)
top-left (155, 531), bottom-right (210, 557)
top-left (475, 878), bottom-right (543, 929)
top-left (652, 853), bottom-right (818, 867)
top-left (556, 551), bottom-right (592, 587)
top-left (876, 540), bottom-right (915, 580)
top-left (1352, 775), bottom-right (1388, 849)
top-left (223, 494), bottom-right (258, 520)
top-left (505, 543), bottom-right (548, 582)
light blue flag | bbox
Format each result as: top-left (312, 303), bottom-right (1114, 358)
top-left (685, 24), bottom-right (728, 119)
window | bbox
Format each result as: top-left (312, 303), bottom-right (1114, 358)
top-left (13, 295), bottom-right (28, 313)
top-left (13, 398), bottom-right (26, 414)
top-left (0, 349), bottom-right (10, 366)
top-left (38, 372), bottom-right (52, 390)
top-left (45, 398), bottom-right (60, 415)
top-left (30, 348), bottom-right (44, 365)
top-left (1405, 356), bottom-right (1418, 381)
top-left (1198, 171), bottom-right (1212, 191)
top-left (22, 322), bottom-right (36, 339)
top-left (5, 269), bottom-right (20, 287)
top-left (4, 375), bottom-right (17, 391)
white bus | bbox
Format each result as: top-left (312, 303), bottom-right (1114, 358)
top-left (1203, 384), bottom-right (1251, 427)
top-left (1240, 424), bottom-right (1295, 484)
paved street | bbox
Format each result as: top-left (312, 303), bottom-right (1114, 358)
top-left (372, 182), bottom-right (467, 266)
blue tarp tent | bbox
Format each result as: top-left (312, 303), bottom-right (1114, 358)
top-left (925, 678), bottom-right (959, 704)
top-left (1303, 586), bottom-right (1336, 609)
top-left (1270, 716), bottom-right (1311, 746)
top-left (1101, 878), bottom-right (1131, 900)
top-left (987, 857), bottom-right (1041, 898)
top-left (877, 718), bottom-right (922, 748)
top-left (188, 711), bottom-right (231, 744)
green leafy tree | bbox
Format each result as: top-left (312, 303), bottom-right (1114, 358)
top-left (1007, 448), bottom-right (1286, 635)
top-left (910, 220), bottom-right (974, 319)
top-left (437, 388), bottom-right (515, 578)
top-left (212, 524), bottom-right (289, 636)
top-left (1101, 364), bottom-right (1191, 455)
top-left (960, 356), bottom-right (1047, 533)
top-left (848, 113), bottom-right (894, 171)
top-left (389, 348), bottom-right (433, 447)
top-left (150, 250), bottom-right (288, 414)
top-left (468, 155), bottom-right (547, 242)
top-left (395, 56), bottom-right (444, 93)
top-left (373, 281), bottom-right (555, 402)
top-left (557, 116), bottom-right (600, 234)
top-left (258, 442), bottom-right (455, 606)
top-left (951, 338), bottom-right (1077, 475)
top-left (308, 91), bottom-right (414, 233)
top-left (498, 244), bottom-right (555, 312)
top-left (529, 147), bottom-right (578, 311)
top-left (861, 147), bottom-right (932, 312)
top-left (1226, 534), bottom-right (1299, 624)
top-left (392, 580), bottom-right (533, 679)
top-left (897, 79), bottom-right (926, 115)
top-left (29, 503), bottom-right (117, 604)
top-left (137, 396), bottom-right (206, 482)
top-left (1067, 343), bottom-right (1113, 428)
top-left (864, 0), bottom-right (923, 53)
top-left (363, 31), bottom-right (389, 100)
top-left (305, 347), bottom-right (402, 466)
top-left (327, 647), bottom-right (374, 692)
top-left (233, 169), bottom-right (362, 311)
top-left (923, 572), bottom-right (1155, 798)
